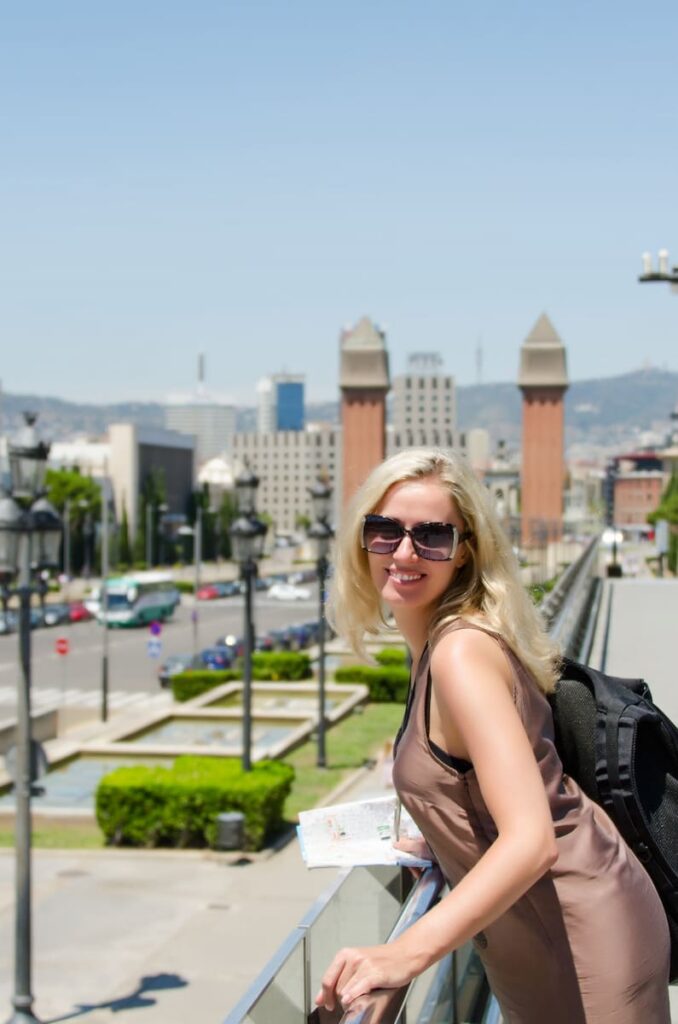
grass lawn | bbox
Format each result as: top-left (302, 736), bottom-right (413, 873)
top-left (0, 702), bottom-right (403, 850)
top-left (282, 702), bottom-right (403, 821)
top-left (0, 822), bottom-right (105, 849)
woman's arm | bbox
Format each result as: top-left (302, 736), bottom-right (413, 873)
top-left (316, 628), bottom-right (558, 1011)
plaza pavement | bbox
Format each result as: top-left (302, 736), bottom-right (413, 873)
top-left (0, 759), bottom-right (393, 1024)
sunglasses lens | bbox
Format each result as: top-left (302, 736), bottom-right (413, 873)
top-left (362, 517), bottom-right (403, 554)
top-left (411, 524), bottom-right (456, 561)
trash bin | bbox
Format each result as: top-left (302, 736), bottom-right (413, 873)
top-left (215, 812), bottom-right (244, 851)
top-left (607, 564), bottom-right (623, 578)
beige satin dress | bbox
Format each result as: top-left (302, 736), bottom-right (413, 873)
top-left (391, 621), bottom-right (670, 1023)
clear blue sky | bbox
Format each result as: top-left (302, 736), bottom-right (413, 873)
top-left (2, 1), bottom-right (677, 406)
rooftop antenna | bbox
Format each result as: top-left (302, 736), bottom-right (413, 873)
top-left (198, 353), bottom-right (205, 386)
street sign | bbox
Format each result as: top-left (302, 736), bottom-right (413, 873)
top-left (55, 636), bottom-right (70, 656)
top-left (5, 741), bottom-right (49, 785)
top-left (149, 621), bottom-right (162, 636)
top-left (147, 637), bottom-right (162, 659)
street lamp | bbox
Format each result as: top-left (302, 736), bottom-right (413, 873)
top-left (157, 502), bottom-right (168, 566)
top-left (639, 249), bottom-right (678, 289)
top-left (79, 499), bottom-right (93, 579)
top-left (0, 412), bottom-right (62, 1024)
top-left (308, 478), bottom-right (334, 768)
top-left (229, 464), bottom-right (267, 772)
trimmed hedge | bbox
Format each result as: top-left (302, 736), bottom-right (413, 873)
top-left (95, 755), bottom-right (295, 851)
top-left (175, 580), bottom-right (195, 594)
top-left (171, 670), bottom-right (240, 702)
top-left (170, 652), bottom-right (312, 702)
top-left (251, 651), bottom-right (312, 680)
top-left (374, 647), bottom-right (409, 666)
top-left (334, 664), bottom-right (410, 702)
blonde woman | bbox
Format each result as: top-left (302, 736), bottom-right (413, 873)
top-left (316, 449), bottom-right (669, 1023)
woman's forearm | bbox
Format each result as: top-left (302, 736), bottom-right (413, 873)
top-left (393, 829), bottom-right (558, 974)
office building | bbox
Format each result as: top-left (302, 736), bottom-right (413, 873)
top-left (232, 425), bottom-right (340, 534)
top-left (164, 354), bottom-right (236, 469)
top-left (165, 400), bottom-right (236, 469)
top-left (389, 352), bottom-right (457, 452)
top-left (256, 374), bottom-right (305, 433)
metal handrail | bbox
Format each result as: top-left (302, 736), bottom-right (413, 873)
top-left (542, 535), bottom-right (601, 657)
top-left (331, 867), bottom-right (445, 1024)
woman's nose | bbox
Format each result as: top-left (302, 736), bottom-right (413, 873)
top-left (393, 533), bottom-right (418, 559)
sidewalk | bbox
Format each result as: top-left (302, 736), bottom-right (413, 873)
top-left (0, 761), bottom-right (394, 1024)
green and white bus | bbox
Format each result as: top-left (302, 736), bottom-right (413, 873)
top-left (93, 572), bottom-right (181, 627)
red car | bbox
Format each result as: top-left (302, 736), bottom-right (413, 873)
top-left (68, 601), bottom-right (93, 623)
top-left (196, 584), bottom-right (220, 601)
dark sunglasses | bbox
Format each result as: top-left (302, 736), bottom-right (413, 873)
top-left (361, 514), bottom-right (473, 562)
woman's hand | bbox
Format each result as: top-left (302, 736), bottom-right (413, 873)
top-left (393, 836), bottom-right (435, 878)
top-left (393, 836), bottom-right (434, 861)
top-left (315, 941), bottom-right (417, 1012)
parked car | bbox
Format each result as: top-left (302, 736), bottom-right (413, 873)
top-left (29, 608), bottom-right (44, 629)
top-left (42, 603), bottom-right (72, 627)
top-left (288, 569), bottom-right (317, 584)
top-left (214, 633), bottom-right (275, 654)
top-left (196, 584), bottom-right (222, 601)
top-left (0, 611), bottom-right (17, 635)
top-left (69, 601), bottom-right (93, 623)
top-left (285, 623), bottom-right (315, 649)
top-left (158, 653), bottom-right (195, 688)
top-left (193, 645), bottom-right (235, 671)
top-left (268, 582), bottom-right (311, 602)
top-left (214, 581), bottom-right (241, 597)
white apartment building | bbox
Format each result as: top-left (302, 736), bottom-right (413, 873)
top-left (389, 351), bottom-right (458, 454)
top-left (232, 426), bottom-right (340, 534)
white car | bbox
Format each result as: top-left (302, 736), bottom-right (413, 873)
top-left (268, 582), bottom-right (311, 601)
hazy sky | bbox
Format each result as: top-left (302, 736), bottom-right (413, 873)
top-left (2, 2), bottom-right (677, 406)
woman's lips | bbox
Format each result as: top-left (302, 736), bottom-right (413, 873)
top-left (387, 569), bottom-right (425, 584)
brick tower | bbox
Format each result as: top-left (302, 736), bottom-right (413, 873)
top-left (518, 313), bottom-right (569, 546)
top-left (339, 316), bottom-right (390, 509)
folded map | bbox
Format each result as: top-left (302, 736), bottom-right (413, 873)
top-left (297, 794), bottom-right (433, 869)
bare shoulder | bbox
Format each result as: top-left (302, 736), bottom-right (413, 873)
top-left (430, 625), bottom-right (513, 702)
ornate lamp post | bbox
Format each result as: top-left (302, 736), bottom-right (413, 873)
top-left (308, 478), bottom-right (334, 768)
top-left (229, 464), bottom-right (267, 772)
top-left (639, 249), bottom-right (678, 289)
top-left (157, 502), bottom-right (168, 566)
top-left (0, 412), bottom-right (62, 1024)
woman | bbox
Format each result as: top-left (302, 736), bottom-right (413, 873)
top-left (316, 448), bottom-right (670, 1023)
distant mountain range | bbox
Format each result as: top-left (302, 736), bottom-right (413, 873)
top-left (2, 367), bottom-right (676, 452)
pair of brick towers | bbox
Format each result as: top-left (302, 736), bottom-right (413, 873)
top-left (339, 313), bottom-right (568, 548)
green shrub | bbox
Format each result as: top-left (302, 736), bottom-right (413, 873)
top-left (374, 647), bottom-right (409, 666)
top-left (175, 580), bottom-right (195, 594)
top-left (334, 664), bottom-right (410, 702)
top-left (96, 756), bottom-right (295, 851)
top-left (171, 652), bottom-right (311, 701)
top-left (171, 670), bottom-right (240, 702)
top-left (250, 651), bottom-right (312, 680)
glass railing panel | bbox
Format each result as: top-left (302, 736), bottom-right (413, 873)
top-left (226, 928), bottom-right (306, 1024)
top-left (303, 865), bottom-right (404, 1005)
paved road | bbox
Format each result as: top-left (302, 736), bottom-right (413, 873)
top-left (0, 589), bottom-right (320, 721)
top-left (599, 577), bottom-right (678, 723)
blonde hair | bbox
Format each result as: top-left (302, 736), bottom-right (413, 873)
top-left (328, 448), bottom-right (560, 694)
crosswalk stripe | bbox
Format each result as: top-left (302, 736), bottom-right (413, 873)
top-left (0, 685), bottom-right (170, 709)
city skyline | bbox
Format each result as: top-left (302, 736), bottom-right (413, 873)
top-left (2, 3), bottom-right (677, 406)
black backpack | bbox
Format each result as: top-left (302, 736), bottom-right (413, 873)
top-left (549, 657), bottom-right (678, 982)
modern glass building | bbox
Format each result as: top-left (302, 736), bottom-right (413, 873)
top-left (257, 374), bottom-right (305, 432)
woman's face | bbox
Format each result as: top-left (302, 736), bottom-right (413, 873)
top-left (365, 476), bottom-right (469, 618)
